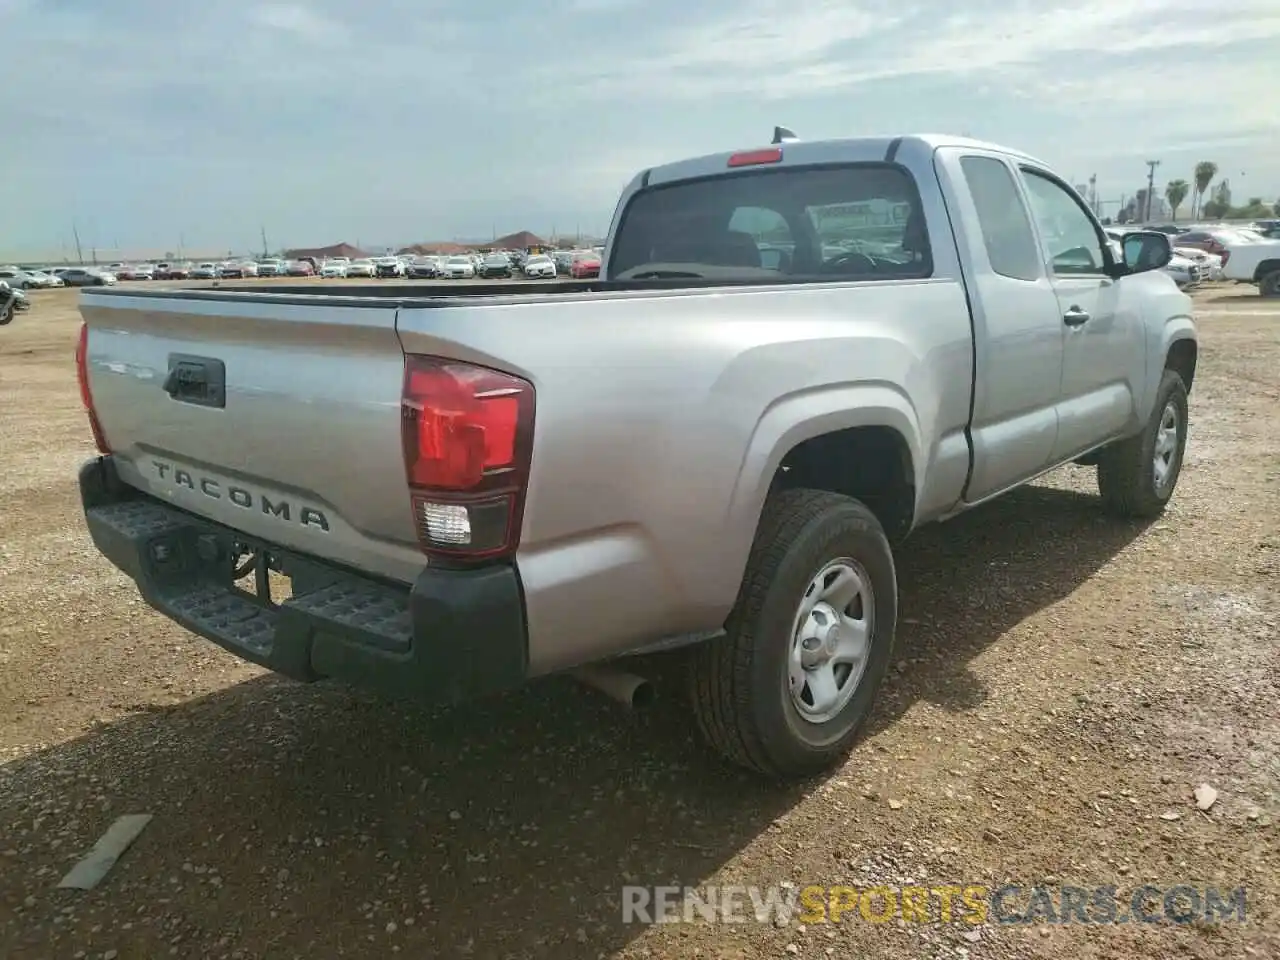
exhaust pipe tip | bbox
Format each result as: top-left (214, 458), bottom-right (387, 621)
top-left (571, 664), bottom-right (655, 709)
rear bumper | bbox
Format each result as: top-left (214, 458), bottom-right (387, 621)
top-left (79, 456), bottom-right (529, 705)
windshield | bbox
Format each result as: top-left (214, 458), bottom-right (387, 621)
top-left (608, 163), bottom-right (930, 282)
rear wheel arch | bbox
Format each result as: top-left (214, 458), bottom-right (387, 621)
top-left (1255, 261), bottom-right (1280, 296)
top-left (770, 424), bottom-right (917, 544)
top-left (718, 391), bottom-right (923, 612)
top-left (1252, 258), bottom-right (1280, 283)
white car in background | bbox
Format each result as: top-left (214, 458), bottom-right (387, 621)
top-left (0, 267), bottom-right (59, 288)
top-left (523, 255), bottom-right (557, 279)
top-left (1164, 252), bottom-right (1203, 289)
top-left (320, 259), bottom-right (348, 278)
top-left (257, 259), bottom-right (286, 277)
top-left (441, 255), bottom-right (476, 279)
top-left (191, 262), bottom-right (219, 279)
top-left (31, 269), bottom-right (65, 287)
top-left (1173, 246), bottom-right (1223, 280)
top-left (1220, 233), bottom-right (1280, 296)
top-left (345, 259), bottom-right (376, 278)
top-left (373, 256), bottom-right (406, 278)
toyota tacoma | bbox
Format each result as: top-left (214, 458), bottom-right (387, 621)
top-left (74, 132), bottom-right (1197, 778)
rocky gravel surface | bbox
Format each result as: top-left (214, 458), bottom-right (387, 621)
top-left (1, 284), bottom-right (1277, 959)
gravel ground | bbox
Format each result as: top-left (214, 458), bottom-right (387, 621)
top-left (1, 284), bottom-right (1277, 960)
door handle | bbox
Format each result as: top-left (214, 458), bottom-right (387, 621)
top-left (1063, 306), bottom-right (1090, 327)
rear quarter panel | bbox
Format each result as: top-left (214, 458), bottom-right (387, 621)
top-left (398, 279), bottom-right (974, 673)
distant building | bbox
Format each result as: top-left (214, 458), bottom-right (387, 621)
top-left (283, 242), bottom-right (370, 260)
top-left (397, 231), bottom-right (552, 256)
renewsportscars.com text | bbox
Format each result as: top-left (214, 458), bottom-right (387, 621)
top-left (621, 883), bottom-right (1247, 926)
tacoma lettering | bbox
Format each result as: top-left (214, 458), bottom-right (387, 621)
top-left (150, 460), bottom-right (329, 531)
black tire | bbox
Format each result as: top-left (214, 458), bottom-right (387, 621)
top-left (0, 300), bottom-right (14, 326)
top-left (1259, 269), bottom-right (1280, 298)
top-left (688, 489), bottom-right (898, 778)
top-left (1097, 369), bottom-right (1189, 518)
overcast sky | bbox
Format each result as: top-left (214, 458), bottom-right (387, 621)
top-left (2, 0), bottom-right (1276, 257)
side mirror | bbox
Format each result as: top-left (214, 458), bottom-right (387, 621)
top-left (1120, 230), bottom-right (1172, 275)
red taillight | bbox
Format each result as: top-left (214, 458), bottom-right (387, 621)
top-left (75, 322), bottom-right (111, 454)
top-left (401, 356), bottom-right (534, 562)
top-left (727, 147), bottom-right (783, 167)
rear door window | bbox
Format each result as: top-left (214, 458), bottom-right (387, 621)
top-left (609, 164), bottom-right (931, 282)
top-left (959, 156), bottom-right (1042, 281)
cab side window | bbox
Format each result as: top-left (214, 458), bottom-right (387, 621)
top-left (1020, 170), bottom-right (1107, 276)
top-left (960, 156), bottom-right (1041, 281)
top-left (728, 206), bottom-right (793, 271)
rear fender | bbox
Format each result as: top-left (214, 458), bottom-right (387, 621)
top-left (720, 383), bottom-right (922, 588)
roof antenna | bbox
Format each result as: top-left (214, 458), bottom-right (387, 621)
top-left (772, 126), bottom-right (798, 144)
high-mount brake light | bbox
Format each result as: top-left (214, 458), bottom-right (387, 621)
top-left (401, 355), bottom-right (535, 563)
top-left (727, 147), bottom-right (783, 168)
top-left (75, 322), bottom-right (111, 454)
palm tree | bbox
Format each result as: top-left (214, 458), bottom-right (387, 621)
top-left (1165, 179), bottom-right (1190, 220)
top-left (1192, 161), bottom-right (1217, 219)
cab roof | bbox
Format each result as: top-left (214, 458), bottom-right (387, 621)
top-left (642, 133), bottom-right (1049, 189)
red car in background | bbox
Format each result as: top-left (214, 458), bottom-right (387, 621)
top-left (570, 254), bottom-right (601, 279)
top-left (1172, 229), bottom-right (1251, 258)
top-left (285, 259), bottom-right (315, 277)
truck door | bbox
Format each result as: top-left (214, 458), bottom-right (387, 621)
top-left (935, 149), bottom-right (1066, 502)
top-left (1016, 167), bottom-right (1142, 460)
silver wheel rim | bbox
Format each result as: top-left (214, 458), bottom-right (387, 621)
top-left (1153, 401), bottom-right (1179, 494)
top-left (787, 558), bottom-right (873, 725)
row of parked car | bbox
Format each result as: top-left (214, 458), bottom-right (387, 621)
top-left (0, 265), bottom-right (114, 288)
top-left (1, 247), bottom-right (607, 289)
top-left (307, 249), bottom-right (604, 281)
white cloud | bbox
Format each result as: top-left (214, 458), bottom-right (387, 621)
top-left (541, 0), bottom-right (904, 98)
top-left (557, 0), bottom-right (1280, 100)
top-left (249, 4), bottom-right (344, 41)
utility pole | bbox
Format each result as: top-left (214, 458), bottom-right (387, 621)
top-left (1144, 160), bottom-right (1160, 222)
top-left (260, 226), bottom-right (270, 259)
top-left (1088, 174), bottom-right (1098, 214)
top-left (72, 222), bottom-right (84, 264)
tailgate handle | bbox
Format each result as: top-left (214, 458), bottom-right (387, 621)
top-left (163, 354), bottom-right (226, 408)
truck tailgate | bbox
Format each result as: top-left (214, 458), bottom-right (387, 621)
top-left (80, 291), bottom-right (425, 583)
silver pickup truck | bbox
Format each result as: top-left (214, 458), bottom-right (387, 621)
top-left (75, 133), bottom-right (1197, 779)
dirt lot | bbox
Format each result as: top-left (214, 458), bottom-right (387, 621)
top-left (1, 284), bottom-right (1277, 960)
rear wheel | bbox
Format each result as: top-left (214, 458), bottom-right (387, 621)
top-left (1097, 369), bottom-right (1188, 518)
top-left (688, 489), bottom-right (897, 778)
top-left (1259, 269), bottom-right (1280, 298)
